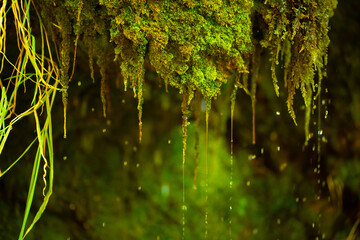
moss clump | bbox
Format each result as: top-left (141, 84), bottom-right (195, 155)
top-left (256, 0), bottom-right (337, 141)
top-left (103, 0), bottom-right (253, 141)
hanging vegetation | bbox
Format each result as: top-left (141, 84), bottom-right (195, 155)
top-left (0, 0), bottom-right (339, 238)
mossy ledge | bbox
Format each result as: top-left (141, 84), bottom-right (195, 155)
top-left (36, 0), bottom-right (336, 141)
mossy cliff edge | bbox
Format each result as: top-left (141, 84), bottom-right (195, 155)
top-left (37, 0), bottom-right (336, 143)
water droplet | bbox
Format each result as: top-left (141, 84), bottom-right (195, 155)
top-left (248, 155), bottom-right (256, 161)
top-left (77, 81), bottom-right (81, 86)
top-left (322, 136), bottom-right (328, 143)
top-left (280, 162), bottom-right (287, 171)
top-left (318, 130), bottom-right (323, 135)
top-left (63, 156), bottom-right (67, 161)
top-left (321, 100), bottom-right (325, 105)
top-left (168, 139), bottom-right (171, 144)
top-left (261, 148), bottom-right (264, 154)
top-left (277, 146), bottom-right (280, 151)
top-left (122, 99), bottom-right (126, 104)
top-left (136, 163), bottom-right (140, 168)
top-left (182, 205), bottom-right (187, 211)
top-left (296, 197), bottom-right (299, 203)
top-left (91, 108), bottom-right (95, 112)
top-left (276, 111), bottom-right (280, 116)
top-left (102, 129), bottom-right (107, 133)
top-left (312, 223), bottom-right (315, 228)
top-left (138, 186), bottom-right (142, 191)
top-left (102, 222), bottom-right (106, 227)
top-left (133, 146), bottom-right (137, 152)
top-left (277, 219), bottom-right (281, 224)
top-left (124, 140), bottom-right (128, 145)
top-left (161, 184), bottom-right (169, 196)
top-left (123, 161), bottom-right (127, 166)
top-left (302, 197), bottom-right (307, 202)
top-left (246, 181), bottom-right (251, 186)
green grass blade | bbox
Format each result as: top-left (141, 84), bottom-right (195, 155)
top-left (18, 147), bottom-right (42, 240)
top-left (0, 137), bottom-right (37, 177)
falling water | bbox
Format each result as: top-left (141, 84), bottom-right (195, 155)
top-left (181, 95), bottom-right (189, 240)
top-left (204, 105), bottom-right (209, 239)
top-left (229, 86), bottom-right (238, 239)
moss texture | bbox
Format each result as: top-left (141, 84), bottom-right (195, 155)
top-left (36, 0), bottom-right (336, 143)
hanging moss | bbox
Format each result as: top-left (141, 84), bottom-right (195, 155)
top-left (256, 0), bottom-right (337, 141)
top-left (35, 0), bottom-right (337, 144)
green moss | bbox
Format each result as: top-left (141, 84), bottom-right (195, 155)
top-left (257, 0), bottom-right (337, 141)
top-left (104, 0), bottom-right (253, 101)
top-left (37, 0), bottom-right (336, 142)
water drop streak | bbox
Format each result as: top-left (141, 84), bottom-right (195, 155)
top-left (181, 95), bottom-right (189, 240)
top-left (205, 106), bottom-right (209, 239)
top-left (229, 87), bottom-right (237, 240)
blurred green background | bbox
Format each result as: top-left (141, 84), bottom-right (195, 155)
top-left (1, 0), bottom-right (359, 239)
